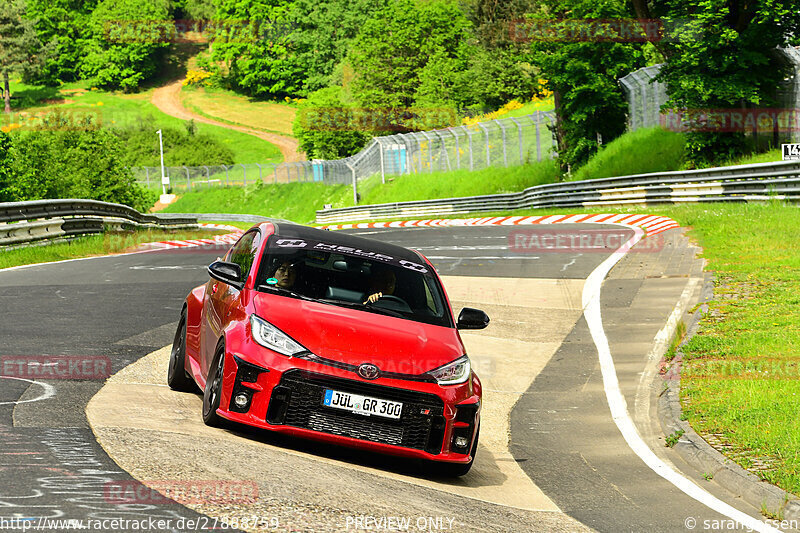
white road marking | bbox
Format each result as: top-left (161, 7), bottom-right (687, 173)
top-left (582, 224), bottom-right (780, 533)
top-left (0, 376), bottom-right (56, 406)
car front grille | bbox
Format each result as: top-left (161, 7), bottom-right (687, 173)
top-left (268, 369), bottom-right (446, 454)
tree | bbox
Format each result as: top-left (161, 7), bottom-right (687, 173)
top-left (527, 0), bottom-right (645, 173)
top-left (80, 0), bottom-right (171, 91)
top-left (0, 132), bottom-right (13, 202)
top-left (292, 86), bottom-right (370, 159)
top-left (640, 0), bottom-right (800, 166)
top-left (211, 0), bottom-right (301, 98)
top-left (25, 0), bottom-right (98, 85)
top-left (0, 0), bottom-right (52, 112)
top-left (347, 0), bottom-right (476, 111)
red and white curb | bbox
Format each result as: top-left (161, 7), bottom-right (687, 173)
top-left (135, 223), bottom-right (243, 251)
top-left (320, 213), bottom-right (679, 236)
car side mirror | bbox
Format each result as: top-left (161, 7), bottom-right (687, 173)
top-left (456, 308), bottom-right (489, 330)
top-left (208, 260), bottom-right (244, 290)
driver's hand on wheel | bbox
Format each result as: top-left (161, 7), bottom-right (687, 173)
top-left (363, 292), bottom-right (382, 304)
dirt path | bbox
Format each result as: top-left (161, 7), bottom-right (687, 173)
top-left (151, 80), bottom-right (304, 162)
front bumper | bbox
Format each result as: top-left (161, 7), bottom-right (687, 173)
top-left (216, 346), bottom-right (481, 463)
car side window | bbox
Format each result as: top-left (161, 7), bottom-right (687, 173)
top-left (228, 231), bottom-right (261, 281)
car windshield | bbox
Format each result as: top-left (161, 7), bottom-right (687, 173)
top-left (255, 234), bottom-right (452, 327)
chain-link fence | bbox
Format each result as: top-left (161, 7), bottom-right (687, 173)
top-left (620, 48), bottom-right (800, 144)
top-left (618, 64), bottom-right (667, 131)
top-left (133, 111), bottom-right (556, 193)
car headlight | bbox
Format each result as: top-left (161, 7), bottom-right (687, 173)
top-left (250, 315), bottom-right (309, 357)
top-left (427, 355), bottom-right (471, 385)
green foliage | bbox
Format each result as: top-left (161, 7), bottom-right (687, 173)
top-left (113, 119), bottom-right (236, 167)
top-left (528, 0), bottom-right (644, 173)
top-left (80, 0), bottom-right (171, 91)
top-left (25, 0), bottom-right (97, 84)
top-left (0, 0), bottom-right (53, 106)
top-left (211, 0), bottom-right (299, 97)
top-left (570, 127), bottom-right (685, 180)
top-left (652, 0), bottom-right (800, 166)
top-left (288, 0), bottom-right (387, 96)
top-left (292, 86), bottom-right (370, 159)
top-left (0, 132), bottom-right (14, 202)
top-left (348, 0), bottom-right (476, 110)
top-left (4, 127), bottom-right (155, 210)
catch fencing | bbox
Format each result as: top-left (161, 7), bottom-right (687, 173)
top-left (132, 112), bottom-right (556, 194)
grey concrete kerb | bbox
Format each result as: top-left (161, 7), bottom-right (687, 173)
top-left (657, 275), bottom-right (800, 521)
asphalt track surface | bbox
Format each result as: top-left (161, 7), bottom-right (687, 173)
top-left (0, 224), bottom-right (776, 532)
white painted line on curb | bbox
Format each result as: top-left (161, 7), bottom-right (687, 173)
top-left (582, 224), bottom-right (780, 533)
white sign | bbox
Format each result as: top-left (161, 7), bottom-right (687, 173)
top-left (782, 143), bottom-right (800, 161)
top-left (161, 177), bottom-right (170, 185)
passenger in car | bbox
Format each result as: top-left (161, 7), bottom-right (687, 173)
top-left (363, 268), bottom-right (396, 304)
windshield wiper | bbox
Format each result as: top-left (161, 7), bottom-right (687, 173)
top-left (316, 298), bottom-right (407, 319)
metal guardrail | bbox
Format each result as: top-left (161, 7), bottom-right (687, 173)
top-left (0, 199), bottom-right (200, 247)
top-left (315, 160), bottom-right (800, 224)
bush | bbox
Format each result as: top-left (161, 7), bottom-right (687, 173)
top-left (114, 119), bottom-right (236, 167)
top-left (5, 127), bottom-right (155, 211)
top-left (292, 87), bottom-right (370, 159)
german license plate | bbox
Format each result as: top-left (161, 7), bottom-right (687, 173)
top-left (322, 389), bottom-right (403, 419)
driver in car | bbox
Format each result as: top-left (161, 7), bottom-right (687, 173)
top-left (274, 261), bottom-right (298, 289)
top-left (363, 268), bottom-right (396, 304)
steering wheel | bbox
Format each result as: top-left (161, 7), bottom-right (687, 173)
top-left (375, 294), bottom-right (406, 305)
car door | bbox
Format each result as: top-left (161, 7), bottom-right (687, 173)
top-left (201, 230), bottom-right (260, 376)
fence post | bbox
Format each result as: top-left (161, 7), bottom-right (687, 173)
top-left (463, 126), bottom-right (474, 171)
top-left (478, 123), bottom-right (490, 167)
top-left (495, 119), bottom-right (508, 167)
top-left (255, 163), bottom-right (262, 183)
top-left (346, 162), bottom-right (357, 204)
top-left (224, 165), bottom-right (229, 186)
top-left (434, 130), bottom-right (450, 171)
top-left (241, 163), bottom-right (246, 186)
top-left (145, 167), bottom-right (150, 188)
top-left (420, 131), bottom-right (434, 172)
top-left (449, 128), bottom-right (460, 169)
top-left (510, 117), bottom-right (524, 165)
top-left (183, 166), bottom-right (190, 190)
top-left (377, 139), bottom-right (386, 184)
top-left (531, 113), bottom-right (542, 162)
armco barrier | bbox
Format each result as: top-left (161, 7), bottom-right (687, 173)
top-left (0, 199), bottom-right (200, 247)
top-left (315, 160), bottom-right (800, 224)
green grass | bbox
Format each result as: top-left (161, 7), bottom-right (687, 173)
top-left (570, 127), bottom-right (686, 181)
top-left (4, 80), bottom-right (282, 165)
top-left (162, 160), bottom-right (561, 223)
top-left (502, 97), bottom-right (555, 118)
top-left (181, 86), bottom-right (297, 136)
top-left (161, 182), bottom-right (353, 224)
top-left (0, 228), bottom-right (225, 270)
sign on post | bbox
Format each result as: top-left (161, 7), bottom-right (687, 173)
top-left (782, 143), bottom-right (800, 161)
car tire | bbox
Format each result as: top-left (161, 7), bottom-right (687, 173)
top-left (433, 425), bottom-right (480, 477)
top-left (202, 345), bottom-right (226, 426)
top-left (167, 309), bottom-right (195, 392)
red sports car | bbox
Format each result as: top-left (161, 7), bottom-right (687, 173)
top-left (168, 221), bottom-right (488, 475)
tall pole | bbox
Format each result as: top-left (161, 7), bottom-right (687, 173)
top-left (157, 129), bottom-right (167, 195)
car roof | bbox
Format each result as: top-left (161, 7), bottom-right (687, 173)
top-left (270, 222), bottom-right (425, 264)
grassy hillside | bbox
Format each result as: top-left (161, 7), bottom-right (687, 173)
top-left (181, 87), bottom-right (297, 136)
top-left (4, 80), bottom-right (282, 165)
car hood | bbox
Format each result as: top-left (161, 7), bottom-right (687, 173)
top-left (253, 293), bottom-right (463, 375)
